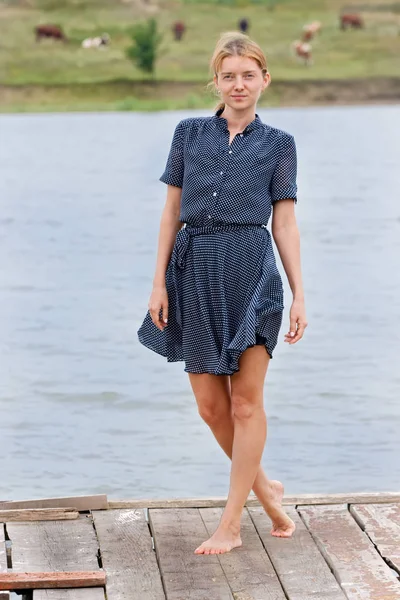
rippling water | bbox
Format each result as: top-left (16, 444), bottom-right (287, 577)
top-left (0, 105), bottom-right (399, 502)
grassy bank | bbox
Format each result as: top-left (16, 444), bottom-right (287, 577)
top-left (1, 77), bottom-right (400, 112)
top-left (1, 0), bottom-right (400, 111)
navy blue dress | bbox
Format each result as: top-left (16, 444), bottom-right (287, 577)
top-left (137, 108), bottom-right (298, 375)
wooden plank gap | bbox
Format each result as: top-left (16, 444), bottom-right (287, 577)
top-left (147, 512), bottom-right (172, 600)
top-left (349, 503), bottom-right (400, 578)
top-left (87, 513), bottom-right (103, 572)
top-left (2, 525), bottom-right (11, 571)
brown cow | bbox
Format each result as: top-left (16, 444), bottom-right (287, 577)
top-left (35, 24), bottom-right (67, 42)
top-left (172, 21), bottom-right (185, 41)
top-left (340, 14), bottom-right (364, 30)
top-left (302, 20), bottom-right (321, 42)
top-left (292, 41), bottom-right (313, 66)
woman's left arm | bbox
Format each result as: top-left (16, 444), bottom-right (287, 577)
top-left (271, 199), bottom-right (308, 345)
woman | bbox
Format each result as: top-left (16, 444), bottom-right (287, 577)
top-left (137, 31), bottom-right (308, 555)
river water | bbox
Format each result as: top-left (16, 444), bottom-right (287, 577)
top-left (0, 105), bottom-right (399, 502)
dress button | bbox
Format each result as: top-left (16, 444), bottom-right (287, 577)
top-left (220, 171), bottom-right (223, 175)
top-left (208, 214), bottom-right (212, 219)
top-left (229, 150), bottom-right (232, 154)
top-left (213, 191), bottom-right (217, 196)
top-left (240, 134), bottom-right (243, 137)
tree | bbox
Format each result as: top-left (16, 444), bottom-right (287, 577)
top-left (126, 18), bottom-right (163, 76)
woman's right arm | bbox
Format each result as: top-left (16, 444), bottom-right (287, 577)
top-left (148, 184), bottom-right (182, 331)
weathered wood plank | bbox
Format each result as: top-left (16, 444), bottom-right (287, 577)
top-left (7, 514), bottom-right (100, 572)
top-left (0, 495), bottom-right (108, 512)
top-left (299, 503), bottom-right (400, 599)
top-left (34, 588), bottom-right (105, 599)
top-left (350, 503), bottom-right (400, 574)
top-left (0, 525), bottom-right (9, 600)
top-left (0, 526), bottom-right (6, 573)
top-left (149, 508), bottom-right (233, 600)
top-left (108, 491), bottom-right (400, 509)
top-left (199, 507), bottom-right (287, 599)
top-left (93, 508), bottom-right (165, 600)
top-left (0, 508), bottom-right (78, 522)
top-left (0, 572), bottom-right (105, 590)
top-left (248, 505), bottom-right (346, 600)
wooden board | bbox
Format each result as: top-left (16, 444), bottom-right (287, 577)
top-left (108, 491), bottom-right (400, 509)
top-left (0, 526), bottom-right (6, 573)
top-left (199, 506), bottom-right (287, 599)
top-left (350, 503), bottom-right (400, 574)
top-left (149, 507), bottom-right (233, 600)
top-left (299, 503), bottom-right (400, 599)
top-left (0, 495), bottom-right (108, 512)
top-left (0, 508), bottom-right (78, 522)
top-left (7, 514), bottom-right (100, 572)
top-left (0, 572), bottom-right (105, 590)
top-left (0, 524), bottom-right (8, 599)
top-left (248, 505), bottom-right (346, 600)
top-left (93, 508), bottom-right (165, 600)
top-left (34, 588), bottom-right (105, 599)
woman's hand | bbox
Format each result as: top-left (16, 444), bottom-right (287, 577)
top-left (148, 285), bottom-right (169, 331)
top-left (284, 297), bottom-right (308, 345)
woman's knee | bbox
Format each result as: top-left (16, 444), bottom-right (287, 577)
top-left (231, 392), bottom-right (263, 421)
top-left (196, 394), bottom-right (231, 425)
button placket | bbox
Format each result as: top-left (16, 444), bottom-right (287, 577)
top-left (209, 128), bottom-right (234, 221)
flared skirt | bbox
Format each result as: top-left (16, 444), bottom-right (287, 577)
top-left (137, 222), bottom-right (284, 375)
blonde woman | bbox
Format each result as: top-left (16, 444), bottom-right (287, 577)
top-left (138, 32), bottom-right (307, 555)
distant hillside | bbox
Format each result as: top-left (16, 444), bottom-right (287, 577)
top-left (0, 0), bottom-right (399, 110)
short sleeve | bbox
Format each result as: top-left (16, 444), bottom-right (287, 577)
top-left (159, 120), bottom-right (185, 188)
top-left (270, 133), bottom-right (298, 204)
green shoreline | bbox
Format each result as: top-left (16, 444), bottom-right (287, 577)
top-left (1, 77), bottom-right (400, 113)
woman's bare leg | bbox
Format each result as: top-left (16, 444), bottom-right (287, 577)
top-left (189, 370), bottom-right (293, 536)
top-left (189, 346), bottom-right (295, 554)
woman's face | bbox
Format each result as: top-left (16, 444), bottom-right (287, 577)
top-left (214, 55), bottom-right (270, 112)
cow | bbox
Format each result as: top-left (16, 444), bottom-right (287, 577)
top-left (81, 33), bottom-right (110, 49)
top-left (292, 41), bottom-right (313, 66)
top-left (172, 21), bottom-right (185, 41)
top-left (302, 20), bottom-right (321, 42)
top-left (238, 18), bottom-right (249, 34)
top-left (35, 24), bottom-right (67, 42)
top-left (340, 13), bottom-right (364, 29)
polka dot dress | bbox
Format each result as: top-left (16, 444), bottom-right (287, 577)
top-left (137, 108), bottom-right (298, 375)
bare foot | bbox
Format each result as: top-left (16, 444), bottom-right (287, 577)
top-left (194, 523), bottom-right (242, 555)
top-left (262, 480), bottom-right (296, 538)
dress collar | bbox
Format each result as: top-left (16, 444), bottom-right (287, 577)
top-left (214, 106), bottom-right (262, 134)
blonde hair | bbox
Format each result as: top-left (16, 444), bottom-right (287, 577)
top-left (206, 31), bottom-right (268, 113)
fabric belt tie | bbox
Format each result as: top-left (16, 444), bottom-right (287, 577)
top-left (171, 222), bottom-right (266, 270)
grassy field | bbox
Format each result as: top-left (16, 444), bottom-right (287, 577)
top-left (1, 0), bottom-right (399, 111)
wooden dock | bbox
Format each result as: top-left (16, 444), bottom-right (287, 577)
top-left (0, 491), bottom-right (399, 599)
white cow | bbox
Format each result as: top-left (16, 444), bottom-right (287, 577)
top-left (82, 33), bottom-right (110, 49)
